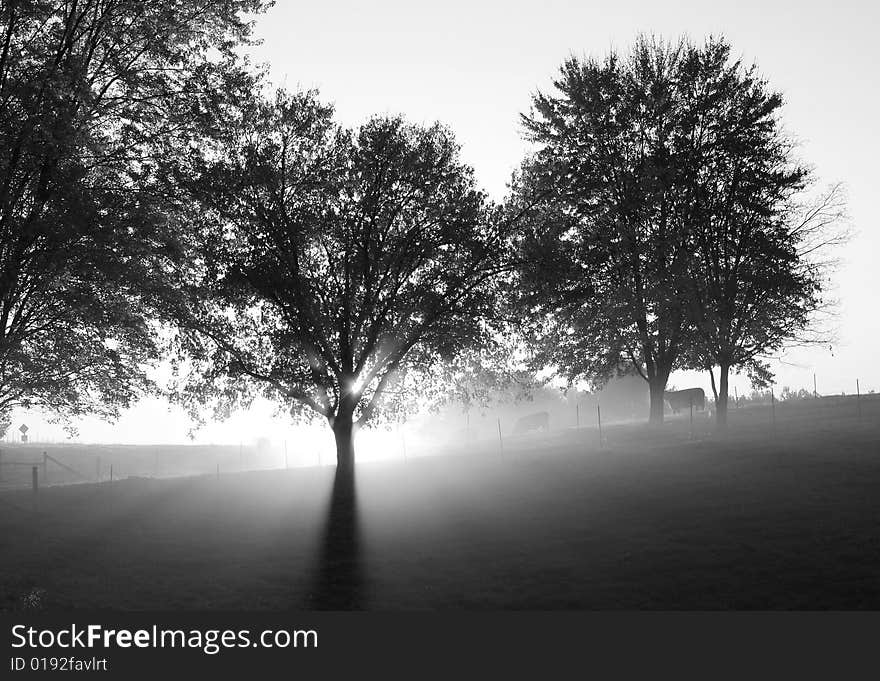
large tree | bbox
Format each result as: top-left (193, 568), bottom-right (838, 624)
top-left (169, 91), bottom-right (516, 469)
top-left (0, 0), bottom-right (266, 429)
top-left (672, 39), bottom-right (847, 426)
top-left (517, 38), bottom-right (694, 423)
top-left (515, 36), bottom-right (845, 427)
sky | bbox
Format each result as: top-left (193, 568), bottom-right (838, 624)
top-left (12, 0), bottom-right (878, 444)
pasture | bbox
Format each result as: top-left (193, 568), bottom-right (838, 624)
top-left (1, 395), bottom-right (879, 610)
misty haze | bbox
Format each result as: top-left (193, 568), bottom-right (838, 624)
top-left (1, 0), bottom-right (878, 613)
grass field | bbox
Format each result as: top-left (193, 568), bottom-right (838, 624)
top-left (1, 395), bottom-right (879, 610)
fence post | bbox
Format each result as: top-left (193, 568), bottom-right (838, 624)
top-left (689, 394), bottom-right (694, 440)
top-left (397, 422), bottom-right (407, 462)
top-left (32, 465), bottom-right (38, 495)
top-left (771, 389), bottom-right (776, 429)
top-left (497, 418), bottom-right (503, 457)
top-left (42, 451), bottom-right (48, 484)
top-left (110, 464), bottom-right (113, 483)
top-left (856, 379), bottom-right (862, 419)
top-left (597, 404), bottom-right (603, 449)
top-left (96, 456), bottom-right (101, 482)
top-left (734, 386), bottom-right (739, 408)
top-left (576, 403), bottom-right (580, 428)
top-left (216, 462), bottom-right (220, 479)
top-left (813, 374), bottom-right (818, 399)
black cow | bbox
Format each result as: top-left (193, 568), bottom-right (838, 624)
top-left (513, 411), bottom-right (550, 434)
top-left (664, 388), bottom-right (706, 414)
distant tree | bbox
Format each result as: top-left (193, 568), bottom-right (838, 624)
top-left (779, 387), bottom-right (815, 402)
top-left (516, 38), bottom-right (694, 424)
top-left (672, 39), bottom-right (848, 427)
top-left (168, 92), bottom-right (516, 470)
top-left (0, 0), bottom-right (266, 431)
top-left (432, 340), bottom-right (542, 418)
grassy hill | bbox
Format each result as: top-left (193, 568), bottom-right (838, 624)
top-left (1, 395), bottom-right (878, 610)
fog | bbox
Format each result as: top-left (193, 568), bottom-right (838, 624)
top-left (3, 392), bottom-right (878, 609)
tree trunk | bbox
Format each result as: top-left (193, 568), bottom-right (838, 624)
top-left (648, 374), bottom-right (668, 425)
top-left (707, 365), bottom-right (719, 403)
top-left (715, 364), bottom-right (730, 429)
top-left (332, 412), bottom-right (356, 471)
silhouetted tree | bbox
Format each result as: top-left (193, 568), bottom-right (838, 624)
top-left (672, 40), bottom-right (848, 427)
top-left (170, 91), bottom-right (515, 469)
top-left (515, 35), bottom-right (846, 427)
top-left (0, 0), bottom-right (265, 430)
top-left (517, 38), bottom-right (693, 424)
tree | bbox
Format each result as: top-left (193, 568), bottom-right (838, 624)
top-left (672, 39), bottom-right (848, 427)
top-left (0, 0), bottom-right (266, 430)
top-left (168, 91), bottom-right (516, 470)
top-left (517, 37), bottom-right (694, 424)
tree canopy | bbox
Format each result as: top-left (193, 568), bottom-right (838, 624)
top-left (671, 41), bottom-right (847, 424)
top-left (516, 37), bottom-right (694, 423)
top-left (168, 91), bottom-right (518, 466)
top-left (513, 35), bottom-right (845, 425)
top-left (0, 0), bottom-right (267, 429)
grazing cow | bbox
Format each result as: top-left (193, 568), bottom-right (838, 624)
top-left (513, 411), bottom-right (550, 434)
top-left (664, 388), bottom-right (706, 414)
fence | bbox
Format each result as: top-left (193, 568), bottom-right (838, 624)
top-left (0, 381), bottom-right (876, 492)
top-left (0, 440), bottom-right (336, 492)
top-left (0, 450), bottom-right (92, 491)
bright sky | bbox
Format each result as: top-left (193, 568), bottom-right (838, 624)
top-left (14, 1), bottom-right (878, 444)
top-left (248, 0), bottom-right (879, 396)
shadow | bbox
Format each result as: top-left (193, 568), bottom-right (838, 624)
top-left (307, 466), bottom-right (365, 609)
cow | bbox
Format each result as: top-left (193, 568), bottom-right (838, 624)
top-left (513, 411), bottom-right (550, 434)
top-left (664, 388), bottom-right (706, 414)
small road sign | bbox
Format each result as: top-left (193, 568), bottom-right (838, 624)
top-left (19, 424), bottom-right (28, 433)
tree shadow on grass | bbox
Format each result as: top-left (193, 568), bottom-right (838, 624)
top-left (307, 466), bottom-right (365, 609)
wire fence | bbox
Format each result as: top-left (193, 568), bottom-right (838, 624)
top-left (0, 381), bottom-right (876, 493)
top-left (0, 442), bottom-right (316, 492)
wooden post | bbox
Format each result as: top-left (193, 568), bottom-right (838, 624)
top-left (110, 464), bottom-right (114, 483)
top-left (689, 394), bottom-right (694, 440)
top-left (216, 462), bottom-right (220, 479)
top-left (497, 418), bottom-right (503, 456)
top-left (576, 403), bottom-right (580, 427)
top-left (32, 465), bottom-right (38, 494)
top-left (42, 451), bottom-right (47, 484)
top-left (813, 373), bottom-right (817, 399)
top-left (771, 389), bottom-right (776, 428)
top-left (856, 379), bottom-right (862, 419)
top-left (96, 456), bottom-right (101, 482)
top-left (734, 386), bottom-right (739, 408)
top-left (597, 404), bottom-right (603, 449)
top-left (401, 427), bottom-right (408, 463)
